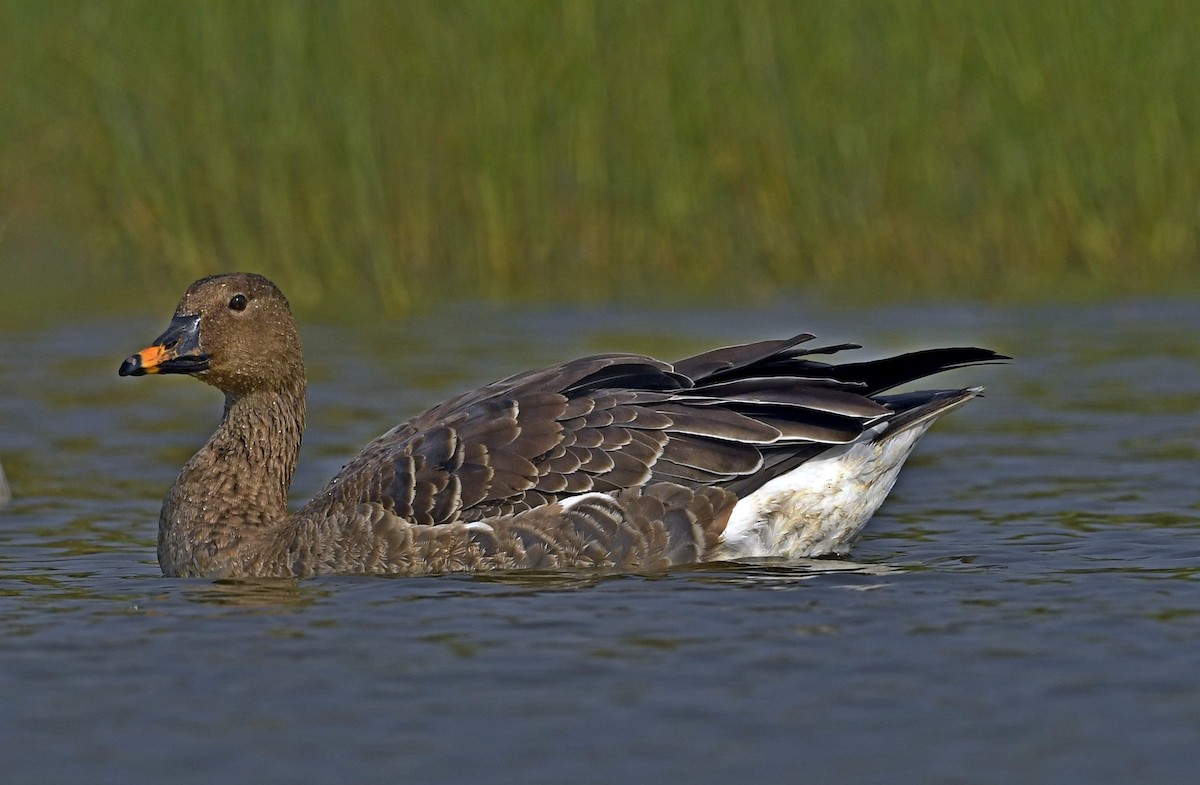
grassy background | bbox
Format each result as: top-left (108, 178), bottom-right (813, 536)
top-left (1, 0), bottom-right (1197, 319)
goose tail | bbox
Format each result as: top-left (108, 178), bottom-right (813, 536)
top-left (713, 387), bottom-right (983, 560)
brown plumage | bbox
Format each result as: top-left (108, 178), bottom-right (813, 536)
top-left (119, 273), bottom-right (1004, 578)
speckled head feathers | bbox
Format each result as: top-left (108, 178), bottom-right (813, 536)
top-left (181, 273), bottom-right (302, 395)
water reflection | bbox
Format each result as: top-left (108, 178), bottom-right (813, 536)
top-left (180, 578), bottom-right (318, 609)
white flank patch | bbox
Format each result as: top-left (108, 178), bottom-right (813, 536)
top-left (713, 421), bottom-right (936, 560)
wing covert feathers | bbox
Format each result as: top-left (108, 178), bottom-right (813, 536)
top-left (292, 336), bottom-right (1004, 573)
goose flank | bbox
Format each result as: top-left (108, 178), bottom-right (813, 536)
top-left (119, 273), bottom-right (1005, 578)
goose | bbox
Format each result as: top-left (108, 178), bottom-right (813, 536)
top-left (119, 273), bottom-right (1003, 577)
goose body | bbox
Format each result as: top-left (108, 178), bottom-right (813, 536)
top-left (120, 273), bottom-right (1003, 578)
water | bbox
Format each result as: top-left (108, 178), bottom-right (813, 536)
top-left (1, 299), bottom-right (1198, 785)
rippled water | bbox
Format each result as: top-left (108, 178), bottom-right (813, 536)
top-left (1, 299), bottom-right (1197, 784)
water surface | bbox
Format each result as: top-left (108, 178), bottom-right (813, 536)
top-left (1, 300), bottom-right (1197, 784)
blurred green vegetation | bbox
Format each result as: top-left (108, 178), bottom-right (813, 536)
top-left (1, 0), bottom-right (1197, 319)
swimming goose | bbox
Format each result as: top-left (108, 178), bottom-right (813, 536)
top-left (119, 273), bottom-right (1003, 578)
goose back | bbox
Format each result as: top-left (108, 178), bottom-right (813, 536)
top-left (298, 335), bottom-right (1000, 533)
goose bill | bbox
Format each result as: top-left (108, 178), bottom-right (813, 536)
top-left (119, 314), bottom-right (210, 376)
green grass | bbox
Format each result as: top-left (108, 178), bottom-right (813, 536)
top-left (2, 0), bottom-right (1198, 318)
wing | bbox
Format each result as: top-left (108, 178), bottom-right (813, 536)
top-left (298, 335), bottom-right (1005, 527)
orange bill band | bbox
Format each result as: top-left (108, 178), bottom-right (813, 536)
top-left (119, 313), bottom-right (209, 377)
top-left (133, 344), bottom-right (172, 374)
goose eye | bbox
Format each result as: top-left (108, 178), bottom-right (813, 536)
top-left (228, 294), bottom-right (248, 312)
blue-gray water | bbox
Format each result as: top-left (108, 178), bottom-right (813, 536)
top-left (1, 299), bottom-right (1197, 785)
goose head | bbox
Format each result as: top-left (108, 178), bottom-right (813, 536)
top-left (119, 272), bottom-right (303, 396)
